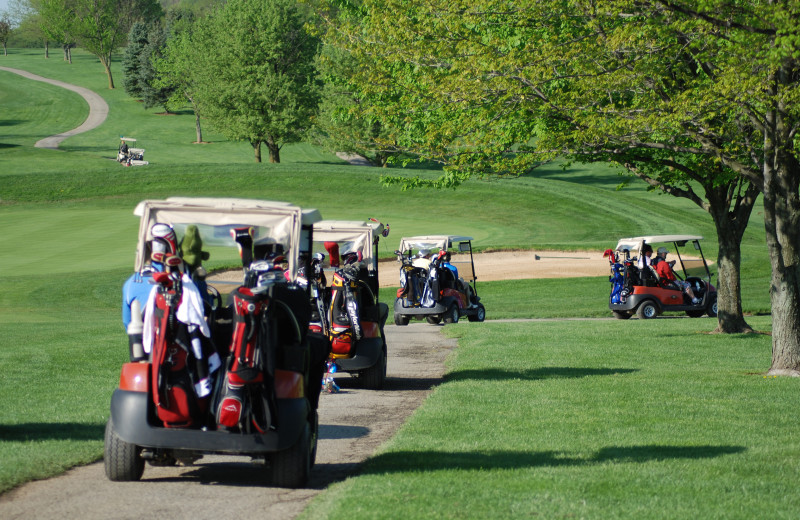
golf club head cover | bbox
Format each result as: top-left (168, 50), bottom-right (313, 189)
top-left (231, 227), bottom-right (254, 267)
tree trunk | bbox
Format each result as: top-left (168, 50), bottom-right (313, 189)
top-left (266, 137), bottom-right (280, 163)
top-left (194, 113), bottom-right (203, 144)
top-left (100, 55), bottom-right (115, 89)
top-left (45, 40), bottom-right (49, 59)
top-left (252, 140), bottom-right (262, 163)
top-left (765, 155), bottom-right (800, 374)
top-left (706, 182), bottom-right (759, 333)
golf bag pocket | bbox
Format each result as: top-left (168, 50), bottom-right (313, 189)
top-left (216, 381), bottom-right (245, 430)
top-left (331, 327), bottom-right (353, 356)
top-left (153, 346), bottom-right (203, 427)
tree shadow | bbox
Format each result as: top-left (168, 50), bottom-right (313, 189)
top-left (361, 445), bottom-right (746, 474)
top-left (0, 422), bottom-right (104, 442)
top-left (0, 119), bottom-right (26, 127)
top-left (0, 143), bottom-right (21, 149)
top-left (444, 366), bottom-right (638, 383)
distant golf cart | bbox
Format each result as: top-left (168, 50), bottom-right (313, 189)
top-left (394, 235), bottom-right (485, 325)
top-left (118, 137), bottom-right (148, 166)
top-left (607, 235), bottom-right (717, 319)
top-left (307, 219), bottom-right (390, 389)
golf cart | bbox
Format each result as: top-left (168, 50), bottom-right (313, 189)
top-left (105, 197), bottom-right (329, 488)
top-left (606, 234), bottom-right (717, 320)
top-left (394, 235), bottom-right (485, 325)
top-left (118, 137), bottom-right (148, 166)
top-left (304, 219), bottom-right (389, 389)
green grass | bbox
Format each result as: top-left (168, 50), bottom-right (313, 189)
top-left (0, 48), bottom-right (785, 517)
top-left (302, 317), bottom-right (792, 519)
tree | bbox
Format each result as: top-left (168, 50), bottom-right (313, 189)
top-left (325, 0), bottom-right (800, 369)
top-left (313, 29), bottom-right (401, 167)
top-left (123, 20), bottom-right (176, 111)
top-left (154, 11), bottom-right (205, 143)
top-left (193, 0), bottom-right (320, 163)
top-left (122, 22), bottom-right (149, 99)
top-left (0, 16), bottom-right (11, 56)
top-left (321, 0), bottom-right (758, 334)
top-left (65, 0), bottom-right (162, 88)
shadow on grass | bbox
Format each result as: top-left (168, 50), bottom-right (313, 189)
top-left (362, 445), bottom-right (746, 474)
top-left (0, 422), bottom-right (104, 442)
top-left (0, 143), bottom-right (21, 149)
top-left (444, 366), bottom-right (638, 383)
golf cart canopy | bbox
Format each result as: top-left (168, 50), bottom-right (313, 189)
top-left (133, 197), bottom-right (322, 280)
top-left (398, 235), bottom-right (474, 255)
top-left (615, 235), bottom-right (704, 255)
top-left (312, 220), bottom-right (384, 269)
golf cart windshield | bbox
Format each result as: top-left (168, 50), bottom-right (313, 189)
top-left (398, 235), bottom-right (476, 281)
top-left (312, 220), bottom-right (384, 271)
top-left (133, 197), bottom-right (322, 281)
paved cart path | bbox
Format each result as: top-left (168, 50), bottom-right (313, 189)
top-left (0, 66), bottom-right (109, 149)
top-left (0, 324), bottom-right (456, 520)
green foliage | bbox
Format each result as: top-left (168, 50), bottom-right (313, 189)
top-left (121, 22), bottom-right (149, 99)
top-left (192, 0), bottom-right (321, 162)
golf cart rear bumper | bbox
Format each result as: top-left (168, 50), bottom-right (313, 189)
top-left (394, 298), bottom-right (448, 316)
top-left (110, 389), bottom-right (307, 454)
top-left (335, 336), bottom-right (383, 371)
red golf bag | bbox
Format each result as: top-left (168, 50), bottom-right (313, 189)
top-left (149, 272), bottom-right (209, 428)
top-left (215, 286), bottom-right (277, 433)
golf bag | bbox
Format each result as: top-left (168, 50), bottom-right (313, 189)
top-left (215, 286), bottom-right (278, 433)
top-left (329, 269), bottom-right (361, 355)
top-left (148, 272), bottom-right (214, 428)
top-left (609, 262), bottom-right (625, 304)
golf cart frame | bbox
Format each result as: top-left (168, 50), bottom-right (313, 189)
top-left (608, 234), bottom-right (717, 320)
top-left (105, 197), bottom-right (327, 488)
top-left (393, 235), bottom-right (485, 325)
top-left (311, 219), bottom-right (389, 389)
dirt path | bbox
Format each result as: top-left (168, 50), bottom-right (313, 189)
top-left (0, 323), bottom-right (456, 519)
top-left (0, 66), bottom-right (109, 149)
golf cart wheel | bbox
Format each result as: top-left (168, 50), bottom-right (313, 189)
top-left (636, 301), bottom-right (659, 320)
top-left (443, 304), bottom-right (459, 324)
top-left (268, 418), bottom-right (313, 488)
top-left (612, 311), bottom-right (632, 320)
top-left (468, 303), bottom-right (486, 322)
top-left (426, 316), bottom-right (441, 325)
top-left (360, 346), bottom-right (386, 389)
top-left (104, 418), bottom-right (144, 482)
top-left (706, 298), bottom-right (718, 318)
top-left (686, 309), bottom-right (706, 318)
top-left (394, 313), bottom-right (409, 326)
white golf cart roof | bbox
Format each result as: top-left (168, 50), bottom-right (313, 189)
top-left (398, 235), bottom-right (473, 254)
top-left (120, 137), bottom-right (137, 142)
top-left (133, 197), bottom-right (322, 280)
top-left (312, 220), bottom-right (384, 268)
top-left (615, 235), bottom-right (704, 254)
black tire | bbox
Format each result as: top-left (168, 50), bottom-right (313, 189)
top-left (426, 316), bottom-right (441, 325)
top-left (268, 419), bottom-right (313, 488)
top-left (104, 418), bottom-right (144, 482)
top-left (468, 304), bottom-right (486, 322)
top-left (706, 298), bottom-right (718, 318)
top-left (442, 304), bottom-right (459, 324)
top-left (686, 309), bottom-right (705, 318)
top-left (394, 313), bottom-right (409, 326)
top-left (612, 310), bottom-right (632, 320)
top-left (360, 346), bottom-right (386, 389)
top-left (636, 301), bottom-right (659, 320)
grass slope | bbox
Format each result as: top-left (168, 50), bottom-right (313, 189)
top-left (0, 48), bottom-right (783, 517)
